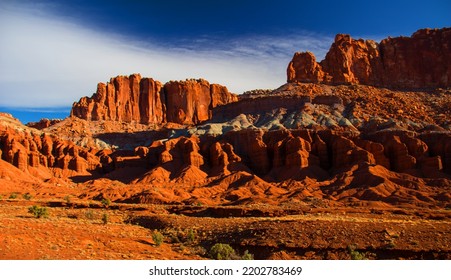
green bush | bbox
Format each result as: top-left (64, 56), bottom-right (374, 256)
top-left (186, 228), bottom-right (196, 244)
top-left (9, 193), bottom-right (18, 199)
top-left (28, 205), bottom-right (49, 218)
top-left (242, 250), bottom-right (254, 260)
top-left (101, 198), bottom-right (111, 207)
top-left (85, 210), bottom-right (95, 220)
top-left (23, 193), bottom-right (32, 200)
top-left (350, 250), bottom-right (366, 260)
top-left (152, 231), bottom-right (164, 246)
top-left (347, 245), bottom-right (367, 260)
top-left (209, 243), bottom-right (237, 260)
top-left (101, 213), bottom-right (109, 225)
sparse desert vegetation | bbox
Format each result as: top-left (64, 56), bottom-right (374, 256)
top-left (0, 28), bottom-right (450, 261)
top-left (0, 197), bottom-right (449, 260)
top-left (28, 205), bottom-right (49, 219)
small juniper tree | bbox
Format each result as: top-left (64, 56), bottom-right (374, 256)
top-left (28, 205), bottom-right (49, 218)
top-left (152, 231), bottom-right (164, 246)
top-left (101, 213), bottom-right (109, 225)
top-left (101, 198), bottom-right (111, 208)
top-left (209, 243), bottom-right (237, 260)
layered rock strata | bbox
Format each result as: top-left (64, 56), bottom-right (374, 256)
top-left (135, 128), bottom-right (451, 179)
top-left (71, 75), bottom-right (238, 125)
top-left (0, 127), bottom-right (107, 173)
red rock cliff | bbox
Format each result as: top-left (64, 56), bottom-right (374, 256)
top-left (287, 28), bottom-right (451, 89)
top-left (71, 75), bottom-right (237, 125)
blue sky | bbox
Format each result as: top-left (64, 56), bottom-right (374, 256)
top-left (0, 0), bottom-right (450, 124)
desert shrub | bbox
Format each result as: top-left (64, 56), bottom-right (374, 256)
top-left (22, 193), bottom-right (32, 200)
top-left (9, 193), bottom-right (18, 199)
top-left (101, 198), bottom-right (111, 207)
top-left (241, 250), bottom-right (254, 260)
top-left (209, 243), bottom-right (238, 260)
top-left (152, 231), bottom-right (164, 246)
top-left (385, 239), bottom-right (396, 249)
top-left (170, 234), bottom-right (181, 243)
top-left (85, 210), bottom-right (95, 220)
top-left (350, 250), bottom-right (366, 260)
top-left (101, 213), bottom-right (109, 225)
top-left (347, 245), bottom-right (367, 260)
top-left (28, 205), bottom-right (49, 218)
top-left (186, 228), bottom-right (196, 244)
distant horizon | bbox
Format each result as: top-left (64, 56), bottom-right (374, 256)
top-left (1, 0), bottom-right (450, 124)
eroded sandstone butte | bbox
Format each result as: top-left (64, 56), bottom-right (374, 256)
top-left (0, 128), bottom-right (104, 174)
top-left (287, 28), bottom-right (451, 89)
top-left (2, 27), bottom-right (451, 210)
top-left (71, 74), bottom-right (238, 125)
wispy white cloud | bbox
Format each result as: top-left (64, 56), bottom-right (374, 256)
top-left (0, 3), bottom-right (332, 108)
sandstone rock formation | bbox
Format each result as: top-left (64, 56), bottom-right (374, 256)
top-left (0, 124), bottom-right (106, 174)
top-left (132, 127), bottom-right (450, 188)
top-left (208, 141), bottom-right (242, 176)
top-left (26, 119), bottom-right (62, 130)
top-left (287, 51), bottom-right (326, 83)
top-left (71, 75), bottom-right (237, 125)
top-left (210, 84), bottom-right (239, 108)
top-left (2, 27), bottom-right (451, 210)
top-left (287, 28), bottom-right (451, 89)
top-left (164, 79), bottom-right (212, 124)
top-left (71, 74), bottom-right (164, 123)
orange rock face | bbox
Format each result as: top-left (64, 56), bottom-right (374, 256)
top-left (71, 74), bottom-right (163, 123)
top-left (210, 84), bottom-right (239, 108)
top-left (209, 141), bottom-right (242, 176)
top-left (132, 128), bottom-right (451, 184)
top-left (164, 79), bottom-right (211, 125)
top-left (0, 126), bottom-right (105, 174)
top-left (26, 119), bottom-right (62, 130)
top-left (287, 28), bottom-right (451, 89)
top-left (140, 78), bottom-right (165, 124)
top-left (225, 129), bottom-right (271, 176)
top-left (71, 76), bottom-right (236, 125)
top-left (287, 51), bottom-right (326, 83)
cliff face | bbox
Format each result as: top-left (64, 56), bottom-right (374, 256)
top-left (164, 79), bottom-right (212, 125)
top-left (71, 75), bottom-right (237, 125)
top-left (0, 125), bottom-right (105, 174)
top-left (2, 25), bottom-right (451, 210)
top-left (287, 28), bottom-right (451, 89)
top-left (135, 128), bottom-right (451, 180)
